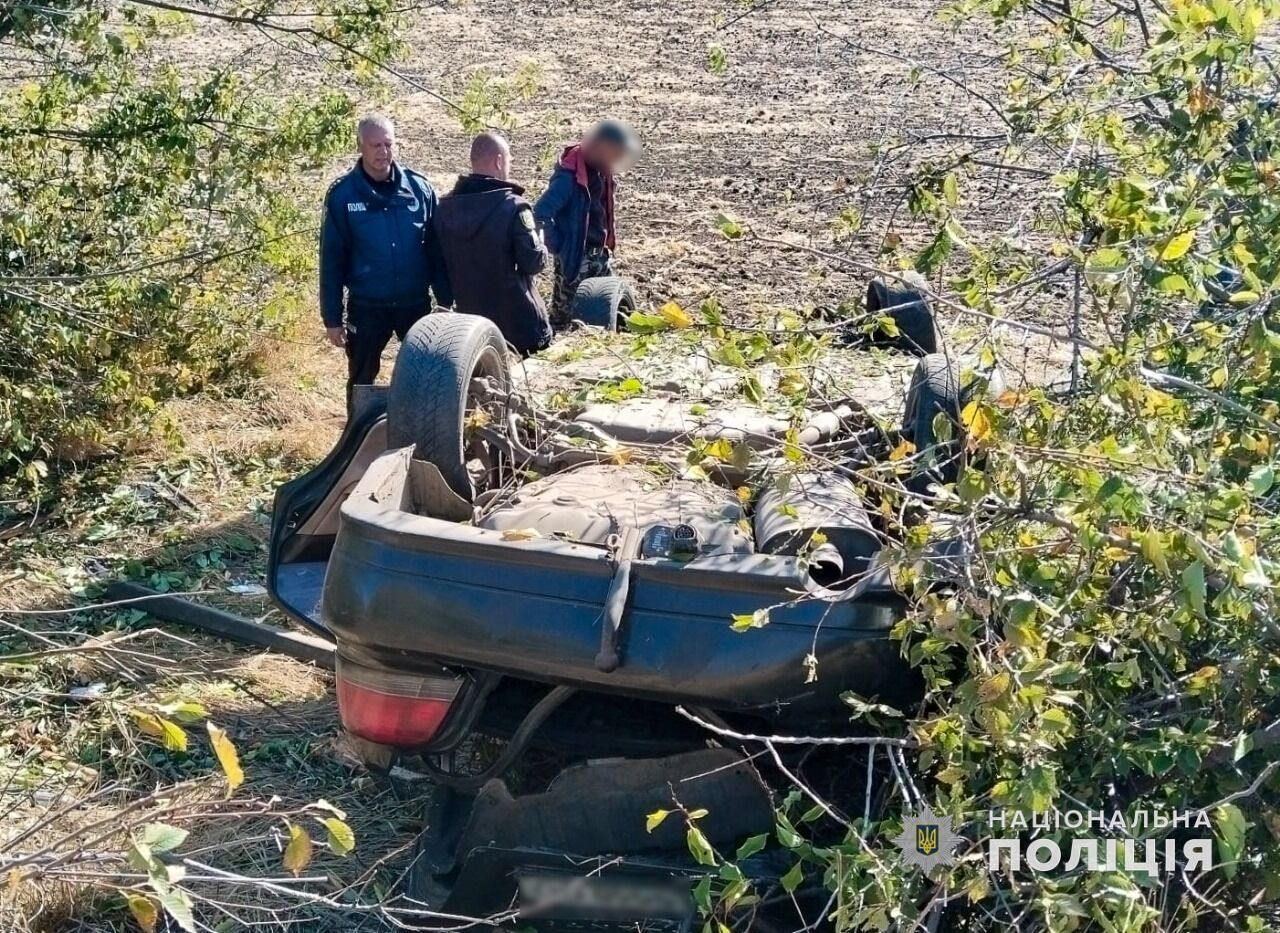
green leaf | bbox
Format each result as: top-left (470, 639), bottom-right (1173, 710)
top-left (1155, 273), bottom-right (1191, 295)
top-left (138, 824), bottom-right (188, 854)
top-left (625, 312), bottom-right (670, 333)
top-left (126, 840), bottom-right (155, 874)
top-left (1232, 732), bottom-right (1254, 763)
top-left (1248, 464), bottom-right (1274, 496)
top-left (1182, 561), bottom-right (1207, 616)
top-left (1086, 247), bottom-right (1126, 271)
top-left (914, 226), bottom-right (953, 276)
top-left (692, 874), bottom-right (712, 912)
top-left (320, 817), bottom-right (355, 856)
top-left (1215, 803), bottom-right (1248, 879)
top-left (716, 213), bottom-right (745, 240)
top-left (736, 833), bottom-right (768, 860)
top-left (686, 826), bottom-right (718, 866)
top-left (780, 860), bottom-right (805, 893)
top-left (155, 886), bottom-right (196, 933)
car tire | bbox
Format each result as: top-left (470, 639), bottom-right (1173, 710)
top-left (388, 312), bottom-right (511, 499)
top-left (571, 276), bottom-right (628, 330)
top-left (867, 279), bottom-right (939, 356)
top-left (902, 353), bottom-right (963, 491)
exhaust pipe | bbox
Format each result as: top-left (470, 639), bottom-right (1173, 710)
top-left (753, 473), bottom-right (880, 588)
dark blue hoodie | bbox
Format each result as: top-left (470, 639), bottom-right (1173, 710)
top-left (318, 160), bottom-right (452, 326)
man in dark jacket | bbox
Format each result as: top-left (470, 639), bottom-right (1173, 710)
top-left (533, 120), bottom-right (639, 328)
top-left (319, 114), bottom-right (452, 408)
top-left (435, 133), bottom-right (550, 355)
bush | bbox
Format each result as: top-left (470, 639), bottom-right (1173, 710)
top-left (773, 0), bottom-right (1280, 928)
top-left (0, 0), bottom-right (407, 490)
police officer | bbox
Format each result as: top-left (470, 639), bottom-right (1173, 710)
top-left (319, 114), bottom-right (452, 407)
top-left (534, 120), bottom-right (639, 328)
top-left (434, 132), bottom-right (551, 355)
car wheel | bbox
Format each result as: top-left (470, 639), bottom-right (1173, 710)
top-left (571, 276), bottom-right (627, 330)
top-left (867, 279), bottom-right (939, 356)
top-left (388, 312), bottom-right (511, 500)
top-left (902, 353), bottom-right (963, 491)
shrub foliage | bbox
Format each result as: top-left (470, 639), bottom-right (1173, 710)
top-left (0, 0), bottom-right (407, 488)
top-left (777, 0), bottom-right (1280, 928)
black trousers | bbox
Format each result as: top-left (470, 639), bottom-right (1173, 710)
top-left (550, 249), bottom-right (615, 327)
top-left (345, 302), bottom-right (430, 410)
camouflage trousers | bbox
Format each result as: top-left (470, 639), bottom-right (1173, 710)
top-left (551, 248), bottom-right (615, 328)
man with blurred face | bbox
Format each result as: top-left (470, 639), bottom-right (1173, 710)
top-left (533, 119), bottom-right (639, 328)
top-left (435, 132), bottom-right (551, 355)
top-left (318, 114), bottom-right (452, 410)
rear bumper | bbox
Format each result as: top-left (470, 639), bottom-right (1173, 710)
top-left (324, 471), bottom-right (916, 717)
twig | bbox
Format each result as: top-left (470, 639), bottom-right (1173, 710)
top-left (675, 706), bottom-right (916, 747)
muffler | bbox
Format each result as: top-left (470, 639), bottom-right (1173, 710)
top-left (753, 473), bottom-right (880, 587)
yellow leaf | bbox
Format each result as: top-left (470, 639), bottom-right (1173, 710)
top-left (131, 711), bottom-right (187, 752)
top-left (501, 528), bottom-right (541, 541)
top-left (994, 389), bottom-right (1020, 409)
top-left (125, 893), bottom-right (158, 933)
top-left (736, 486), bottom-right (752, 503)
top-left (646, 808), bottom-right (672, 833)
top-left (283, 824), bottom-right (313, 877)
top-left (1187, 665), bottom-right (1219, 692)
top-left (609, 447), bottom-right (635, 465)
top-left (978, 671), bottom-right (1011, 703)
top-left (206, 722), bottom-right (244, 793)
top-left (966, 871), bottom-right (991, 903)
top-left (1141, 527), bottom-right (1169, 574)
top-left (1158, 230), bottom-right (1195, 261)
top-left (320, 817), bottom-right (355, 856)
top-left (889, 439), bottom-right (916, 462)
top-left (657, 301), bottom-right (692, 328)
top-left (961, 400), bottom-right (993, 444)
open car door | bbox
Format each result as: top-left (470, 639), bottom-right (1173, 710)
top-left (267, 387), bottom-right (389, 637)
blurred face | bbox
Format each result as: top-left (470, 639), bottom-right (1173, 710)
top-left (358, 124), bottom-right (396, 180)
top-left (587, 138), bottom-right (630, 173)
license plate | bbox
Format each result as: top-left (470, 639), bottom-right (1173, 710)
top-left (517, 872), bottom-right (695, 923)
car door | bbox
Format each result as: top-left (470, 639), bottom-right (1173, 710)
top-left (267, 387), bottom-right (388, 636)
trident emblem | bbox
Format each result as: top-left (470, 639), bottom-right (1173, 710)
top-left (916, 824), bottom-right (939, 856)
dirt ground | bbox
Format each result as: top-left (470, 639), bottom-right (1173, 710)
top-left (1, 1), bottom-right (1077, 929)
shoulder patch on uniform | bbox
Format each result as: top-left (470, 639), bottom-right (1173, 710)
top-left (518, 207), bottom-right (536, 230)
top-left (347, 202), bottom-right (367, 212)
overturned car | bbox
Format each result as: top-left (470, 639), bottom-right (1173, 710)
top-left (268, 289), bottom-right (967, 929)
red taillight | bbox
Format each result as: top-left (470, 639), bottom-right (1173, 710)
top-left (335, 656), bottom-right (462, 747)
